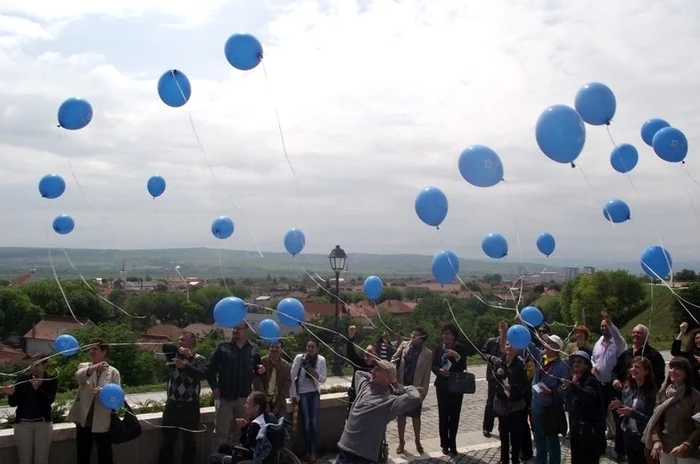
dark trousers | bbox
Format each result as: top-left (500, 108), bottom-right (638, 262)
top-left (520, 408), bottom-right (533, 460)
top-left (498, 410), bottom-right (525, 464)
top-left (76, 424), bottom-right (112, 464)
top-left (436, 389), bottom-right (463, 451)
top-left (483, 381), bottom-right (496, 432)
top-left (570, 423), bottom-right (605, 464)
top-left (159, 400), bottom-right (202, 464)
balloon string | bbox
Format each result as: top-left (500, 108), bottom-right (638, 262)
top-left (443, 300), bottom-right (507, 391)
top-left (217, 251), bottom-right (231, 294)
top-left (644, 264), bottom-right (700, 325)
top-left (251, 304), bottom-right (380, 368)
top-left (679, 164), bottom-right (700, 229)
top-left (43, 222), bottom-right (84, 328)
top-left (503, 180), bottom-right (525, 310)
top-left (605, 125), bottom-right (617, 146)
top-left (295, 262), bottom-right (378, 329)
top-left (61, 248), bottom-right (146, 319)
top-left (173, 265), bottom-right (191, 303)
top-left (125, 408), bottom-right (208, 433)
top-left (2, 369), bottom-right (61, 388)
top-left (170, 72), bottom-right (264, 259)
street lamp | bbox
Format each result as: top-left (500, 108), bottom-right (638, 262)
top-left (328, 245), bottom-right (347, 376)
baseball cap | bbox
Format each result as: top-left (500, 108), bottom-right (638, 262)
top-left (543, 334), bottom-right (563, 351)
top-left (374, 360), bottom-right (397, 381)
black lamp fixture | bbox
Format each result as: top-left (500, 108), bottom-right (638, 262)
top-left (328, 245), bottom-right (347, 376)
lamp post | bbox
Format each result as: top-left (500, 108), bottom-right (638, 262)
top-left (328, 245), bottom-right (347, 376)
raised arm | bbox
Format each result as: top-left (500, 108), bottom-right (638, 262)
top-left (609, 320), bottom-right (627, 356)
top-left (184, 354), bottom-right (208, 381)
top-left (386, 385), bottom-right (422, 422)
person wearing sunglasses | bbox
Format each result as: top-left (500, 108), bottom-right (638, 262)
top-left (561, 351), bottom-right (606, 463)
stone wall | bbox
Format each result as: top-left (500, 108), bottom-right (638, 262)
top-left (0, 393), bottom-right (347, 464)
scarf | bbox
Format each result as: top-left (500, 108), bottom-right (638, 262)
top-left (642, 381), bottom-right (685, 449)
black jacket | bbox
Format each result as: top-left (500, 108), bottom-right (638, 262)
top-left (481, 337), bottom-right (506, 382)
top-left (431, 343), bottom-right (467, 392)
top-left (611, 344), bottom-right (665, 390)
top-left (346, 338), bottom-right (372, 406)
top-left (567, 371), bottom-right (605, 427)
top-left (207, 339), bottom-right (263, 400)
top-left (492, 355), bottom-right (527, 416)
top-left (8, 375), bottom-right (58, 423)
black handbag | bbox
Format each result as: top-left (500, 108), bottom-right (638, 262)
top-left (110, 401), bottom-right (142, 445)
top-left (448, 371), bottom-right (476, 394)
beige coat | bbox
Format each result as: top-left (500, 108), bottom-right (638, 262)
top-left (392, 341), bottom-right (432, 401)
top-left (67, 362), bottom-right (121, 433)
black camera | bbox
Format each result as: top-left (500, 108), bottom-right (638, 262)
top-left (162, 342), bottom-right (178, 362)
top-left (301, 355), bottom-right (312, 370)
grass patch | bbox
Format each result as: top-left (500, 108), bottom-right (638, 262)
top-left (620, 285), bottom-right (678, 347)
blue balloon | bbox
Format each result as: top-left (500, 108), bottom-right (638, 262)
top-left (610, 143), bottom-right (639, 174)
top-left (54, 334), bottom-right (79, 356)
top-left (258, 318), bottom-right (280, 343)
top-left (157, 70), bottom-right (191, 108)
top-left (147, 175), bottom-right (166, 198)
top-left (641, 118), bottom-right (670, 147)
top-left (602, 199), bottom-right (631, 223)
top-left (284, 229), bottom-right (305, 256)
top-left (482, 233), bottom-right (508, 259)
top-left (641, 245), bottom-right (672, 279)
top-left (39, 174), bottom-right (66, 199)
top-left (53, 215), bottom-right (75, 235)
top-left (536, 233), bottom-right (555, 257)
top-left (277, 298), bottom-right (305, 327)
top-left (520, 306), bottom-right (544, 328)
top-left (536, 105), bottom-right (586, 164)
top-left (574, 82), bottom-right (616, 126)
top-left (415, 187), bottom-right (448, 227)
top-left (211, 216), bottom-right (234, 239)
top-left (224, 33), bottom-right (263, 71)
top-left (652, 127), bottom-right (688, 163)
top-left (458, 145), bottom-right (504, 188)
top-left (431, 250), bottom-right (460, 285)
top-left (363, 275), bottom-right (383, 302)
top-left (57, 98), bottom-right (93, 130)
top-left (213, 296), bottom-right (247, 328)
top-left (507, 325), bottom-right (531, 350)
top-left (99, 383), bottom-right (125, 410)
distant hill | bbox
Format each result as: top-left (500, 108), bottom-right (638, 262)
top-left (0, 247), bottom-right (567, 280)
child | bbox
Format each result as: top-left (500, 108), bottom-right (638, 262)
top-left (209, 391), bottom-right (276, 464)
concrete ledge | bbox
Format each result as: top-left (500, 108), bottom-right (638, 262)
top-left (0, 393), bottom-right (348, 464)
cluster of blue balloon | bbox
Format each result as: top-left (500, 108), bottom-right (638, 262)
top-left (37, 173), bottom-right (76, 235)
top-left (506, 305), bottom-right (545, 349)
top-left (212, 294), bottom-right (305, 342)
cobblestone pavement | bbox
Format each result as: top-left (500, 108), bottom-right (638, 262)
top-left (315, 366), bottom-right (620, 463)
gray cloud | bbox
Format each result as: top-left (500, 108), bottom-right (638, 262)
top-left (0, 0), bottom-right (699, 272)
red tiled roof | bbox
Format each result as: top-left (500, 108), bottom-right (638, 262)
top-left (0, 343), bottom-right (27, 364)
top-left (136, 334), bottom-right (170, 352)
top-left (23, 315), bottom-right (92, 341)
top-left (377, 300), bottom-right (415, 314)
top-left (303, 302), bottom-right (342, 318)
top-left (145, 324), bottom-right (183, 341)
top-left (182, 323), bottom-right (232, 340)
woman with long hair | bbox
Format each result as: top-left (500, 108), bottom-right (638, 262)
top-left (610, 357), bottom-right (657, 464)
top-left (290, 339), bottom-right (327, 464)
top-left (643, 356), bottom-right (700, 463)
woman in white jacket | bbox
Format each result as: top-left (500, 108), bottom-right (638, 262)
top-left (67, 338), bottom-right (121, 464)
top-left (290, 339), bottom-right (326, 464)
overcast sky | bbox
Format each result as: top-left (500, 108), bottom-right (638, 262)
top-left (1, 0), bottom-right (700, 270)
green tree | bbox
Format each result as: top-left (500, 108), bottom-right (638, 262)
top-left (561, 270), bottom-right (644, 330)
top-left (378, 287), bottom-right (403, 303)
top-left (54, 322), bottom-right (159, 392)
top-left (674, 283), bottom-right (700, 328)
top-left (0, 287), bottom-right (42, 338)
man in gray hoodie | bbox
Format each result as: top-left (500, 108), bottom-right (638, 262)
top-left (336, 360), bottom-right (422, 463)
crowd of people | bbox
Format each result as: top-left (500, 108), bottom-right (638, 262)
top-left (3, 315), bottom-right (700, 464)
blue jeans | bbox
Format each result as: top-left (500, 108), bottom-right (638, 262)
top-left (532, 407), bottom-right (561, 464)
top-left (299, 391), bottom-right (320, 456)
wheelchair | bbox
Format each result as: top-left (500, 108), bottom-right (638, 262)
top-left (217, 419), bottom-right (301, 464)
